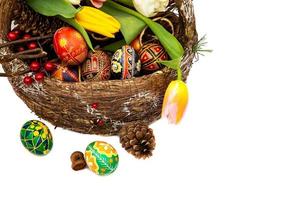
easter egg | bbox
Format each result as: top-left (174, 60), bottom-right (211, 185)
top-left (139, 43), bottom-right (169, 74)
top-left (81, 50), bottom-right (111, 81)
top-left (130, 36), bottom-right (142, 52)
top-left (20, 120), bottom-right (53, 155)
top-left (53, 27), bottom-right (88, 65)
top-left (51, 63), bottom-right (80, 82)
top-left (85, 141), bottom-right (119, 176)
top-left (111, 45), bottom-right (141, 80)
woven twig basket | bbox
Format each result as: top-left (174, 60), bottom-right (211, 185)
top-left (0, 0), bottom-right (198, 135)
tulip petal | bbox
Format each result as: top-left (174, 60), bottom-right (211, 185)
top-left (162, 80), bottom-right (189, 124)
top-left (163, 103), bottom-right (178, 124)
top-left (91, 0), bottom-right (105, 8)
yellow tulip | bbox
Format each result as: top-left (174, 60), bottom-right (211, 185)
top-left (162, 80), bottom-right (189, 124)
top-left (75, 6), bottom-right (121, 38)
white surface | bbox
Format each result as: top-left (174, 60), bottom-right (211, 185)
top-left (1, 0), bottom-right (300, 199)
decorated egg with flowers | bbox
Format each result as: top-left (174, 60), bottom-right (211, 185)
top-left (51, 63), bottom-right (80, 82)
top-left (139, 43), bottom-right (169, 74)
top-left (111, 45), bottom-right (141, 80)
top-left (53, 27), bottom-right (88, 65)
top-left (81, 49), bottom-right (111, 81)
top-left (85, 141), bottom-right (119, 176)
top-left (20, 120), bottom-right (53, 156)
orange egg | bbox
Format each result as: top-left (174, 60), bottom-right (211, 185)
top-left (53, 27), bottom-right (88, 65)
top-left (130, 36), bottom-right (142, 52)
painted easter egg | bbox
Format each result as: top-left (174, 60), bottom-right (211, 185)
top-left (20, 120), bottom-right (53, 155)
top-left (111, 45), bottom-right (141, 80)
top-left (81, 50), bottom-right (111, 81)
top-left (53, 27), bottom-right (88, 65)
top-left (85, 141), bottom-right (119, 176)
top-left (139, 43), bottom-right (169, 74)
top-left (51, 63), bottom-right (80, 82)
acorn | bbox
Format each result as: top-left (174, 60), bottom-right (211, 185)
top-left (70, 151), bottom-right (86, 171)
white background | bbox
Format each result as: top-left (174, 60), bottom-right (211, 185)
top-left (1, 0), bottom-right (300, 199)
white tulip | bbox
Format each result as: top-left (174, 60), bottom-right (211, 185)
top-left (133, 0), bottom-right (169, 17)
top-left (68, 0), bottom-right (81, 5)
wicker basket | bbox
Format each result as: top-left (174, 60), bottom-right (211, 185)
top-left (0, 0), bottom-right (198, 136)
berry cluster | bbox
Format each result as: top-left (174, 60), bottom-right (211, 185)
top-left (7, 30), bottom-right (38, 52)
top-left (6, 29), bottom-right (57, 86)
top-left (23, 61), bottom-right (56, 86)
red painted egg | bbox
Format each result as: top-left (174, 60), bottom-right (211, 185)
top-left (53, 27), bottom-right (88, 65)
top-left (138, 43), bottom-right (169, 74)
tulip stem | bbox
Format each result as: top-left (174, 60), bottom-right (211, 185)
top-left (177, 68), bottom-right (182, 81)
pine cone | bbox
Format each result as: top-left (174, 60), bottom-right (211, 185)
top-left (120, 122), bottom-right (156, 159)
top-left (12, 0), bottom-right (65, 36)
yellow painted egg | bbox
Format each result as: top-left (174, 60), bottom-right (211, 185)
top-left (85, 141), bottom-right (119, 176)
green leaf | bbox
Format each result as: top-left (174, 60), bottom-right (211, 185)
top-left (101, 3), bottom-right (146, 44)
top-left (158, 58), bottom-right (183, 80)
top-left (103, 39), bottom-right (127, 52)
top-left (60, 17), bottom-right (94, 51)
top-left (158, 58), bottom-right (182, 70)
top-left (105, 0), bottom-right (184, 60)
top-left (27, 0), bottom-right (78, 18)
top-left (115, 0), bottom-right (134, 7)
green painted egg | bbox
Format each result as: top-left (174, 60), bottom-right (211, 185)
top-left (20, 120), bottom-right (53, 155)
top-left (85, 141), bottom-right (119, 176)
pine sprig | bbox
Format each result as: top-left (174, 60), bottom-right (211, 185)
top-left (192, 34), bottom-right (212, 61)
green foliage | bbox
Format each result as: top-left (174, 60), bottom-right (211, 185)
top-left (101, 4), bottom-right (146, 44)
top-left (115, 0), bottom-right (134, 7)
top-left (158, 58), bottom-right (183, 80)
top-left (26, 0), bottom-right (78, 18)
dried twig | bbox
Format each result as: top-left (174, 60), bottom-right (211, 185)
top-left (0, 48), bottom-right (47, 63)
top-left (0, 34), bottom-right (53, 49)
top-left (0, 68), bottom-right (30, 77)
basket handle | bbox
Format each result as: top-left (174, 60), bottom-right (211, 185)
top-left (175, 0), bottom-right (198, 50)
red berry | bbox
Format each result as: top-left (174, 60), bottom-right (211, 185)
top-left (13, 30), bottom-right (21, 37)
top-left (17, 46), bottom-right (25, 52)
top-left (29, 61), bottom-right (40, 72)
top-left (44, 62), bottom-right (56, 72)
top-left (23, 34), bottom-right (31, 40)
top-left (91, 103), bottom-right (98, 109)
top-left (97, 119), bottom-right (105, 127)
top-left (7, 31), bottom-right (18, 41)
top-left (35, 72), bottom-right (45, 82)
top-left (23, 76), bottom-right (33, 86)
top-left (27, 42), bottom-right (38, 50)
